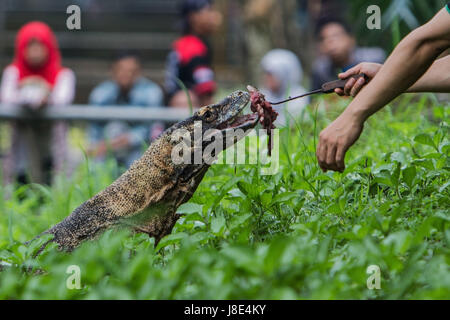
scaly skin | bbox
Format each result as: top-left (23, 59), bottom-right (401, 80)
top-left (32, 90), bottom-right (258, 251)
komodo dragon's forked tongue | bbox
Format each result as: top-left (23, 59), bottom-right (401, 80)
top-left (31, 90), bottom-right (259, 252)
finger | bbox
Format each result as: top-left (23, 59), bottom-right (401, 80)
top-left (344, 78), bottom-right (356, 96)
top-left (338, 69), bottom-right (353, 79)
top-left (334, 88), bottom-right (344, 96)
top-left (325, 144), bottom-right (338, 171)
top-left (339, 64), bottom-right (361, 79)
top-left (350, 77), bottom-right (366, 97)
top-left (316, 139), bottom-right (328, 172)
top-left (335, 146), bottom-right (346, 172)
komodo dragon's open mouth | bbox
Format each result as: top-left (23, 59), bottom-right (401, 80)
top-left (218, 110), bottom-right (259, 131)
top-left (216, 91), bottom-right (259, 132)
top-left (197, 90), bottom-right (259, 133)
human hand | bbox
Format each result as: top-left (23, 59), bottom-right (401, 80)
top-left (316, 112), bottom-right (364, 172)
top-left (19, 76), bottom-right (51, 109)
top-left (334, 63), bottom-right (382, 97)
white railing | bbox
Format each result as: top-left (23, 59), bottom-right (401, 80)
top-left (0, 104), bottom-right (193, 122)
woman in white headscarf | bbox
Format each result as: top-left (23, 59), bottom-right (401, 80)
top-left (260, 49), bottom-right (308, 126)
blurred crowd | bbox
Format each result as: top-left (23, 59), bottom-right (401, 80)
top-left (0, 0), bottom-right (386, 186)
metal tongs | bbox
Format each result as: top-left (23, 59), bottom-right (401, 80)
top-left (269, 74), bottom-right (368, 105)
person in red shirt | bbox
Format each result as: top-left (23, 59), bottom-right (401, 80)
top-left (165, 0), bottom-right (222, 108)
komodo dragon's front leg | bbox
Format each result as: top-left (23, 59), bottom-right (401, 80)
top-left (41, 137), bottom-right (185, 251)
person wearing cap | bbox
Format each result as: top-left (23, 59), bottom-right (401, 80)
top-left (165, 0), bottom-right (222, 108)
top-left (316, 4), bottom-right (450, 173)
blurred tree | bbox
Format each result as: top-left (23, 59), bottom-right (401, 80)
top-left (241, 0), bottom-right (303, 84)
top-left (347, 0), bottom-right (447, 51)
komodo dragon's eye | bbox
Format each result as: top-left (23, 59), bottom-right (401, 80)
top-left (201, 109), bottom-right (216, 122)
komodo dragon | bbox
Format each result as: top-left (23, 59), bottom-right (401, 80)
top-left (32, 90), bottom-right (259, 251)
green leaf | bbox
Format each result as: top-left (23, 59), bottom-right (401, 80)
top-left (155, 232), bottom-right (187, 251)
top-left (212, 177), bottom-right (243, 208)
top-left (182, 212), bottom-right (204, 223)
top-left (211, 213), bottom-right (226, 235)
top-left (439, 141), bottom-right (450, 155)
top-left (263, 237), bottom-right (289, 274)
top-left (236, 181), bottom-right (258, 199)
top-left (382, 231), bottom-right (412, 254)
top-left (390, 162), bottom-right (401, 187)
top-left (402, 166), bottom-right (416, 189)
top-left (229, 213), bottom-right (252, 230)
top-left (177, 202), bottom-right (203, 215)
top-left (221, 245), bottom-right (258, 273)
top-left (412, 159), bottom-right (435, 170)
top-left (414, 133), bottom-right (436, 149)
top-left (260, 192), bottom-right (272, 207)
top-left (272, 192), bottom-right (299, 204)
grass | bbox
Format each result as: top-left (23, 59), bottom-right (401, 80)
top-left (0, 94), bottom-right (448, 299)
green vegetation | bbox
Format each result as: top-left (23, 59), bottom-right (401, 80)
top-left (0, 94), bottom-right (449, 299)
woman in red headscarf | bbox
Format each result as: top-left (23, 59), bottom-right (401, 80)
top-left (0, 21), bottom-right (76, 185)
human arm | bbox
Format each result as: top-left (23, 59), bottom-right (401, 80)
top-left (0, 66), bottom-right (50, 109)
top-left (317, 7), bottom-right (450, 172)
top-left (0, 66), bottom-right (20, 105)
top-left (335, 54), bottom-right (450, 96)
top-left (407, 54), bottom-right (450, 92)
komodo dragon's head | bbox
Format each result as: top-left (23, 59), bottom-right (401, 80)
top-left (177, 89), bottom-right (258, 133)
top-left (31, 90), bottom-right (260, 252)
top-left (164, 90), bottom-right (258, 182)
top-left (144, 90), bottom-right (259, 224)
